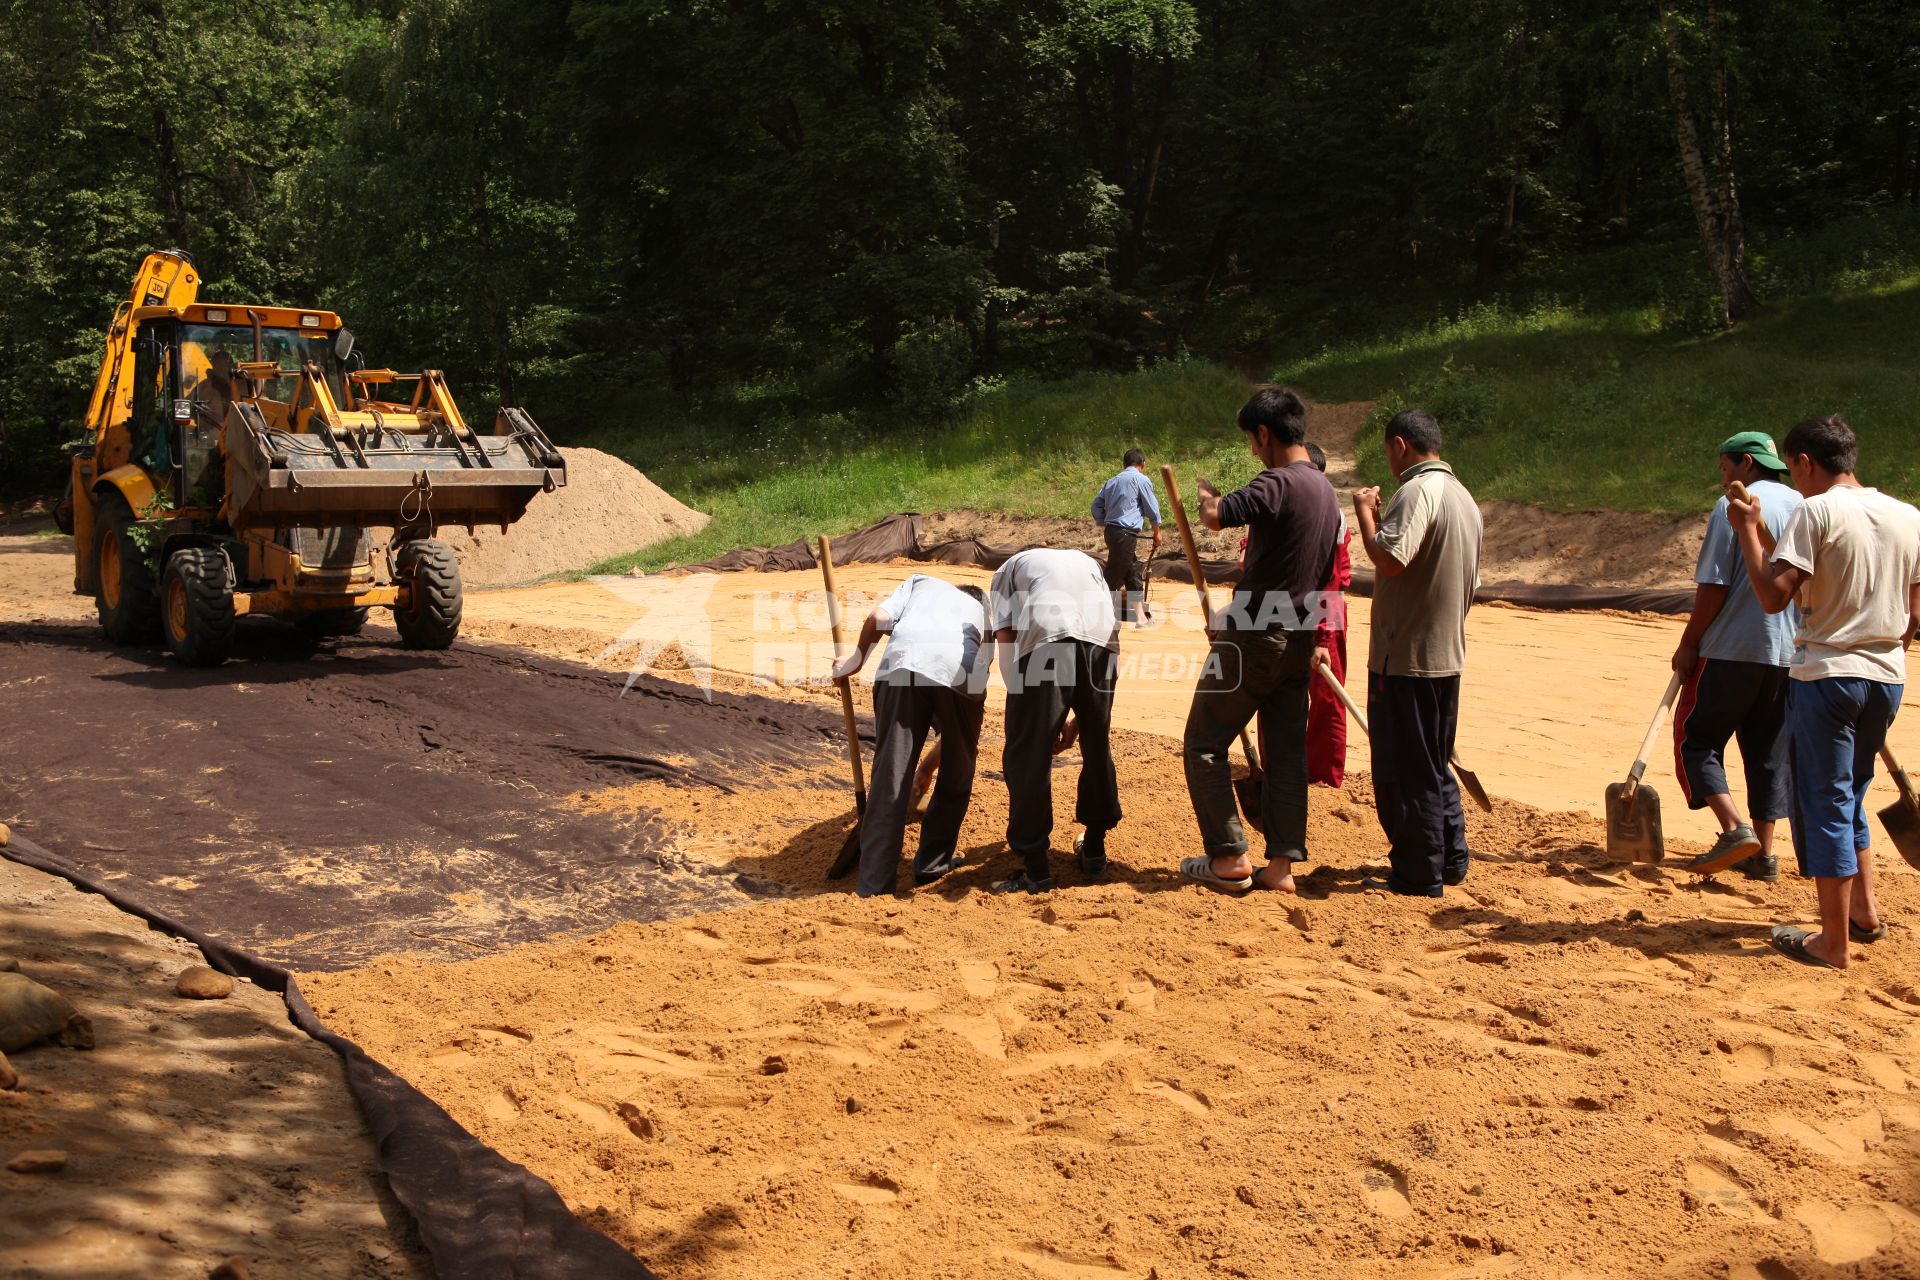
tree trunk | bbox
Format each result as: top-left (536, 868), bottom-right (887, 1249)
top-left (1659, 6), bottom-right (1755, 327)
top-left (1704, 3), bottom-right (1756, 319)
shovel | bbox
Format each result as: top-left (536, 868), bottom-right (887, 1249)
top-left (1877, 745), bottom-right (1920, 872)
top-left (1606, 671), bottom-right (1684, 863)
top-left (1314, 659), bottom-right (1492, 814)
top-left (818, 535), bottom-right (868, 881)
top-left (1161, 465), bottom-right (1265, 832)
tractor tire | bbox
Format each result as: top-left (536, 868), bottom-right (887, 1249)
top-left (297, 607), bottom-right (369, 639)
top-left (393, 538), bottom-right (461, 650)
top-left (160, 548), bottom-right (236, 666)
top-left (93, 492), bottom-right (161, 644)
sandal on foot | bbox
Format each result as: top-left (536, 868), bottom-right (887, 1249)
top-left (990, 871), bottom-right (1054, 895)
top-left (1849, 918), bottom-right (1888, 943)
top-left (1179, 856), bottom-right (1252, 894)
top-left (1769, 925), bottom-right (1839, 969)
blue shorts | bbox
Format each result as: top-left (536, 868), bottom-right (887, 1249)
top-left (1787, 676), bottom-right (1903, 878)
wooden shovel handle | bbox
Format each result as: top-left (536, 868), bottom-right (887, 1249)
top-left (819, 536), bottom-right (867, 808)
top-left (1621, 670), bottom-right (1685, 802)
top-left (1162, 465), bottom-right (1263, 774)
top-left (1726, 481), bottom-right (1776, 556)
top-left (1881, 744), bottom-right (1920, 816)
top-left (1315, 657), bottom-right (1370, 737)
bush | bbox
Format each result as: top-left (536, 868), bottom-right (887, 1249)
top-left (887, 319), bottom-right (977, 419)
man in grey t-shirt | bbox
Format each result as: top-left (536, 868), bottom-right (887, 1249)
top-left (1351, 408), bottom-right (1483, 897)
top-left (1673, 432), bottom-right (1802, 880)
top-left (832, 575), bottom-right (991, 898)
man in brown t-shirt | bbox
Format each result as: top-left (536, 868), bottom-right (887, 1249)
top-left (1352, 408), bottom-right (1483, 896)
top-left (1177, 387), bottom-right (1341, 893)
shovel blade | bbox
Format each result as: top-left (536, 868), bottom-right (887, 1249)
top-left (825, 823), bottom-right (862, 880)
top-left (1605, 781), bottom-right (1666, 863)
top-left (1877, 798), bottom-right (1920, 873)
top-left (1235, 769), bottom-right (1266, 834)
top-left (1452, 759), bottom-right (1493, 813)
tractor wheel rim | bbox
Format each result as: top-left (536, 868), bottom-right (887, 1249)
top-left (167, 576), bottom-right (188, 640)
top-left (102, 537), bottom-right (122, 609)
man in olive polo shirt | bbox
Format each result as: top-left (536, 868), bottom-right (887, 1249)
top-left (1351, 408), bottom-right (1483, 896)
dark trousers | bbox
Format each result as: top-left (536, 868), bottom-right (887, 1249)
top-left (1183, 629), bottom-right (1315, 861)
top-left (1368, 670), bottom-right (1467, 894)
top-left (1672, 658), bottom-right (1791, 820)
top-left (1102, 525), bottom-right (1148, 622)
top-left (856, 679), bottom-right (985, 898)
top-left (1004, 641), bottom-right (1121, 879)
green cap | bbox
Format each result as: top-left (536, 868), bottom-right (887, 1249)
top-left (1718, 430), bottom-right (1789, 475)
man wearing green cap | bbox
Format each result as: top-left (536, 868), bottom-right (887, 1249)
top-left (1673, 431), bottom-right (1802, 877)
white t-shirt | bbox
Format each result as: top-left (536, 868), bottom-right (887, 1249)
top-left (872, 575), bottom-right (990, 693)
top-left (989, 549), bottom-right (1118, 660)
top-left (1771, 485), bottom-right (1920, 683)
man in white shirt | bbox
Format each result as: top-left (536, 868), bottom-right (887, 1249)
top-left (988, 549), bottom-right (1121, 893)
top-left (1727, 415), bottom-right (1920, 969)
top-left (832, 576), bottom-right (992, 898)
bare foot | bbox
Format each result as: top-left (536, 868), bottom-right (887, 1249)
top-left (1803, 933), bottom-right (1849, 968)
top-left (1253, 863), bottom-right (1296, 893)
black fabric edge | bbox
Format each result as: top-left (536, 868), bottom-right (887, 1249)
top-left (1, 831), bottom-right (656, 1280)
top-left (676, 511), bottom-right (1696, 616)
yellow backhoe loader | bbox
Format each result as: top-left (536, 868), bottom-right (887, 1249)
top-left (58, 250), bottom-right (565, 665)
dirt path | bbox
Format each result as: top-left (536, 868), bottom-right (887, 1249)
top-left (456, 563), bottom-right (1920, 845)
top-left (0, 857), bottom-right (428, 1279)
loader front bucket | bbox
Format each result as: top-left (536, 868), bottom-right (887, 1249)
top-left (223, 404), bottom-right (565, 533)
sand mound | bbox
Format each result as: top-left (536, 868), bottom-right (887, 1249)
top-left (308, 722), bottom-right (1920, 1280)
top-left (444, 447), bottom-right (707, 587)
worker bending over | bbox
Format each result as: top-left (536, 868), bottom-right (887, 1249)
top-left (1727, 416), bottom-right (1920, 969)
top-left (989, 548), bottom-right (1121, 893)
top-left (1674, 432), bottom-right (1802, 879)
top-left (832, 576), bottom-right (992, 898)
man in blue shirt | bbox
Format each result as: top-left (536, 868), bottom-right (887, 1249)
top-left (1673, 431), bottom-right (1803, 879)
top-left (1091, 449), bottom-right (1163, 625)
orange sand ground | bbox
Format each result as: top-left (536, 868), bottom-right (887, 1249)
top-left (310, 711), bottom-right (1920, 1279)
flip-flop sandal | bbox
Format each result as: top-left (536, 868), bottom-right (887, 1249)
top-left (1849, 919), bottom-right (1888, 943)
top-left (1769, 925), bottom-right (1839, 969)
top-left (1179, 855), bottom-right (1252, 894)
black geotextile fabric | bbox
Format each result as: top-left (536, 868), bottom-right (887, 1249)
top-left (1, 829), bottom-right (657, 1280)
top-left (0, 620), bottom-right (849, 970)
top-left (681, 512), bottom-right (1696, 615)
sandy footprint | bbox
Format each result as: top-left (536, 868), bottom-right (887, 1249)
top-left (999, 1245), bottom-right (1133, 1278)
top-left (1719, 1042), bottom-right (1775, 1084)
top-left (1358, 1164), bottom-right (1412, 1219)
top-left (1767, 1109), bottom-right (1882, 1163)
top-left (1135, 1078), bottom-right (1210, 1117)
top-left (830, 1172), bottom-right (901, 1206)
top-left (935, 1012), bottom-right (1006, 1059)
top-left (1684, 1160), bottom-right (1773, 1222)
top-left (1117, 977), bottom-right (1157, 1014)
top-left (772, 964), bottom-right (942, 1013)
top-left (1004, 1038), bottom-right (1131, 1077)
top-left (1852, 1051), bottom-right (1916, 1093)
top-left (1792, 1199), bottom-right (1901, 1264)
top-left (959, 959), bottom-right (999, 999)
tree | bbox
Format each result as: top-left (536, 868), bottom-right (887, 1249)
top-left (1660, 1), bottom-right (1757, 326)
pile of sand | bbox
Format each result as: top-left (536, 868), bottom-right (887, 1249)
top-left (443, 447), bottom-right (707, 587)
top-left (308, 721), bottom-right (1920, 1280)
